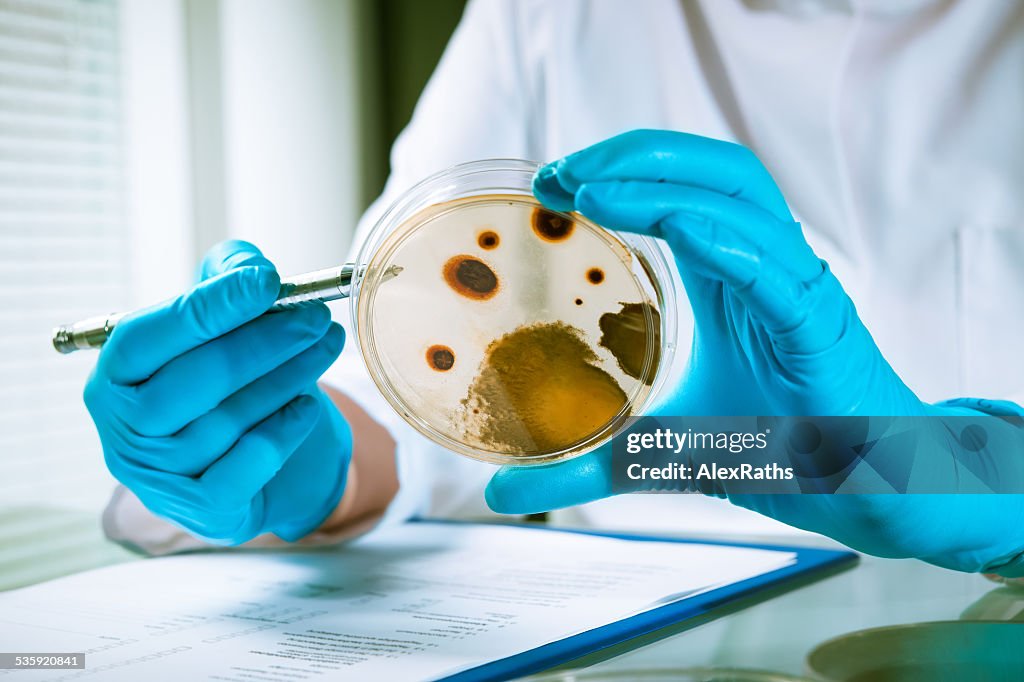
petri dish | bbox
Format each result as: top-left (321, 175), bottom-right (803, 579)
top-left (351, 159), bottom-right (676, 465)
top-left (805, 621), bottom-right (1024, 682)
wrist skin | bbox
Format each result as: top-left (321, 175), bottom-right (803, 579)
top-left (315, 384), bottom-right (399, 534)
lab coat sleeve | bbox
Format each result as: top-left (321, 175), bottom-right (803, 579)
top-left (102, 0), bottom-right (539, 555)
top-left (102, 484), bottom-right (384, 556)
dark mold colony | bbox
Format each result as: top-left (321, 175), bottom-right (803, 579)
top-left (478, 230), bottom-right (500, 249)
top-left (443, 255), bottom-right (499, 300)
top-left (598, 302), bottom-right (661, 385)
top-left (427, 345), bottom-right (456, 371)
top-left (531, 207), bottom-right (574, 242)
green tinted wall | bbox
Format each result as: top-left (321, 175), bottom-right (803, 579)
top-left (357, 0), bottom-right (468, 205)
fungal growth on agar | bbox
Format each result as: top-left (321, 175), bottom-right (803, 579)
top-left (443, 255), bottom-right (499, 300)
top-left (531, 207), bottom-right (574, 242)
top-left (462, 322), bottom-right (628, 453)
top-left (478, 230), bottom-right (500, 249)
top-left (599, 303), bottom-right (660, 384)
top-left (426, 345), bottom-right (455, 371)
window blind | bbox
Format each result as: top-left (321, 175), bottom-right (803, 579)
top-left (0, 0), bottom-right (127, 511)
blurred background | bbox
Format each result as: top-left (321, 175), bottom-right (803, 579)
top-left (0, 0), bottom-right (465, 577)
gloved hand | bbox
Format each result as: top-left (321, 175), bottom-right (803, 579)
top-left (85, 240), bottom-right (352, 546)
top-left (487, 130), bottom-right (1024, 575)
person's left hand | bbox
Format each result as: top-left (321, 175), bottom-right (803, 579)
top-left (527, 129), bottom-right (928, 419)
top-left (486, 130), bottom-right (1024, 575)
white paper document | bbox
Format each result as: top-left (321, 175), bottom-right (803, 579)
top-left (0, 522), bottom-right (795, 681)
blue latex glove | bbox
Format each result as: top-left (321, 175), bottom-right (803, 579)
top-left (85, 241), bottom-right (352, 546)
top-left (487, 130), bottom-right (1024, 575)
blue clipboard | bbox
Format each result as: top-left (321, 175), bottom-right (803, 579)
top-left (423, 520), bottom-right (859, 682)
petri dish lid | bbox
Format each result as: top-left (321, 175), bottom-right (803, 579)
top-left (352, 159), bottom-right (676, 465)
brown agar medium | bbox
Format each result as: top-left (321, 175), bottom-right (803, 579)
top-left (356, 192), bottom-right (664, 465)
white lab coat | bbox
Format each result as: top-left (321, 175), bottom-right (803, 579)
top-left (107, 0), bottom-right (1024, 552)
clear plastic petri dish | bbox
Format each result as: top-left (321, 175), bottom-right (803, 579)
top-left (350, 159), bottom-right (677, 465)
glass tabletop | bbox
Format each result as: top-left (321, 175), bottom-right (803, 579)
top-left (543, 548), bottom-right (1020, 678)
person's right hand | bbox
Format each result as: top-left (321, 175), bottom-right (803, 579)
top-left (84, 241), bottom-right (352, 546)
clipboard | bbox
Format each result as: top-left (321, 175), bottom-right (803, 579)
top-left (429, 520), bottom-right (859, 682)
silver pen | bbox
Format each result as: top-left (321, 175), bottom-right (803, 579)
top-left (52, 263), bottom-right (402, 354)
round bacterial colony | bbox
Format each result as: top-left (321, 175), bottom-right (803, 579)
top-left (356, 194), bottom-right (664, 465)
